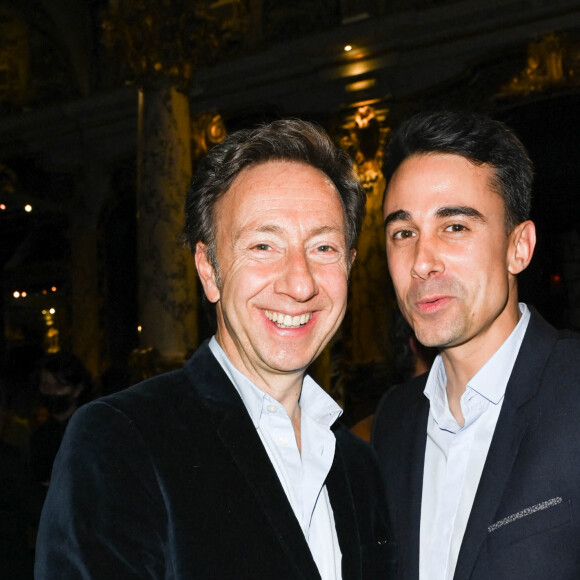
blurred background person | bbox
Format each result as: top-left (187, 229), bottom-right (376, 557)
top-left (29, 353), bottom-right (92, 500)
top-left (0, 382), bottom-right (41, 580)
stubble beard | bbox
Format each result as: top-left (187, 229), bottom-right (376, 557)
top-left (401, 277), bottom-right (466, 349)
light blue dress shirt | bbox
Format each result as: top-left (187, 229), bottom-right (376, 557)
top-left (419, 304), bottom-right (531, 580)
top-left (209, 337), bottom-right (343, 579)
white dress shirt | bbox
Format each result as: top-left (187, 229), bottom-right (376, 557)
top-left (209, 338), bottom-right (343, 579)
top-left (419, 304), bottom-right (530, 580)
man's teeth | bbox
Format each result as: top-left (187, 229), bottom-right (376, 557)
top-left (265, 310), bottom-right (312, 328)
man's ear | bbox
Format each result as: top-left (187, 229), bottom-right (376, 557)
top-left (507, 220), bottom-right (536, 275)
top-left (349, 248), bottom-right (357, 268)
top-left (195, 242), bottom-right (220, 303)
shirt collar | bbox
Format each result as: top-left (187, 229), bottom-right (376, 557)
top-left (468, 303), bottom-right (530, 403)
top-left (424, 302), bottom-right (531, 414)
top-left (208, 337), bottom-right (342, 429)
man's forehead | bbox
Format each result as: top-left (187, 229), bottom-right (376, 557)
top-left (383, 153), bottom-right (499, 212)
top-left (214, 161), bottom-right (347, 242)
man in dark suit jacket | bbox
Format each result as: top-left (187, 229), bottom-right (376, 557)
top-left (35, 119), bottom-right (394, 579)
top-left (373, 111), bottom-right (580, 580)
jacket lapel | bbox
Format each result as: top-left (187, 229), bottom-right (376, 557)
top-left (217, 413), bottom-right (321, 579)
top-left (326, 435), bottom-right (361, 580)
top-left (185, 342), bottom-right (321, 580)
top-left (453, 310), bottom-right (558, 580)
top-left (398, 386), bottom-right (429, 580)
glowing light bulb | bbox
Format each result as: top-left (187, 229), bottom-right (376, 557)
top-left (344, 45), bottom-right (353, 52)
top-left (24, 204), bottom-right (32, 212)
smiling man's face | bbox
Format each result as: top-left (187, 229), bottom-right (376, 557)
top-left (383, 153), bottom-right (527, 359)
top-left (196, 160), bottom-right (353, 389)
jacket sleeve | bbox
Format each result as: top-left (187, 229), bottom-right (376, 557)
top-left (34, 401), bottom-right (168, 579)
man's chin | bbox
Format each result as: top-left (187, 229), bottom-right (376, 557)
top-left (414, 326), bottom-right (455, 349)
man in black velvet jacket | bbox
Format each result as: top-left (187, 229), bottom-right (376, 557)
top-left (35, 119), bottom-right (394, 579)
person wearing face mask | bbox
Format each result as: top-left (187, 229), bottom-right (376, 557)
top-left (30, 353), bottom-right (92, 498)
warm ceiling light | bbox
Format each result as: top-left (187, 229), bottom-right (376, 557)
top-left (346, 78), bottom-right (377, 92)
top-left (344, 45), bottom-right (353, 52)
top-left (24, 204), bottom-right (32, 212)
top-left (51, 286), bottom-right (57, 292)
top-left (49, 308), bottom-right (55, 314)
top-left (0, 203), bottom-right (6, 210)
top-left (13, 291), bottom-right (20, 298)
top-left (21, 291), bottom-right (27, 297)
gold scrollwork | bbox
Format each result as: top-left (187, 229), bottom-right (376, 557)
top-left (500, 34), bottom-right (567, 96)
top-left (103, 0), bottom-right (249, 90)
top-left (190, 112), bottom-right (227, 163)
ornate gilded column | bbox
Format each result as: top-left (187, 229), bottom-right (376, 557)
top-left (135, 83), bottom-right (197, 365)
top-left (103, 1), bottom-right (224, 368)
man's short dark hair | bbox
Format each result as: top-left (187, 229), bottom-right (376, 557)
top-left (184, 118), bottom-right (366, 271)
top-left (382, 111), bottom-right (534, 231)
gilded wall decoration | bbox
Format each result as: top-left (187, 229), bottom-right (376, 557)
top-left (191, 112), bottom-right (227, 164)
top-left (338, 105), bottom-right (394, 367)
top-left (499, 33), bottom-right (576, 97)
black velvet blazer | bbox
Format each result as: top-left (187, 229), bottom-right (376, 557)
top-left (35, 341), bottom-right (395, 579)
top-left (373, 308), bottom-right (580, 580)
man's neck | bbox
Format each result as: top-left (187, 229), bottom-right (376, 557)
top-left (213, 333), bottom-right (305, 447)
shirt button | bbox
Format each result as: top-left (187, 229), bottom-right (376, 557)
top-left (277, 436), bottom-right (288, 447)
top-left (267, 404), bottom-right (278, 413)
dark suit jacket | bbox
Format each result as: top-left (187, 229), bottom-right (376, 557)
top-left (372, 308), bottom-right (580, 580)
top-left (35, 341), bottom-right (394, 579)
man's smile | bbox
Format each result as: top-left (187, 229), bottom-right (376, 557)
top-left (264, 309), bottom-right (313, 328)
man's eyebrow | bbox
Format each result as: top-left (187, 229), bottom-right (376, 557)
top-left (436, 205), bottom-right (486, 221)
top-left (384, 209), bottom-right (411, 229)
top-left (233, 224), bottom-right (282, 242)
top-left (309, 225), bottom-right (343, 236)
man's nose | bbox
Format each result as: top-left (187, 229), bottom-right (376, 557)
top-left (411, 235), bottom-right (444, 280)
top-left (274, 249), bottom-right (318, 302)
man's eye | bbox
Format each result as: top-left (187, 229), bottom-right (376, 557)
top-left (253, 243), bottom-right (271, 251)
top-left (317, 245), bottom-right (334, 252)
top-left (393, 230), bottom-right (414, 240)
top-left (446, 224), bottom-right (467, 232)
